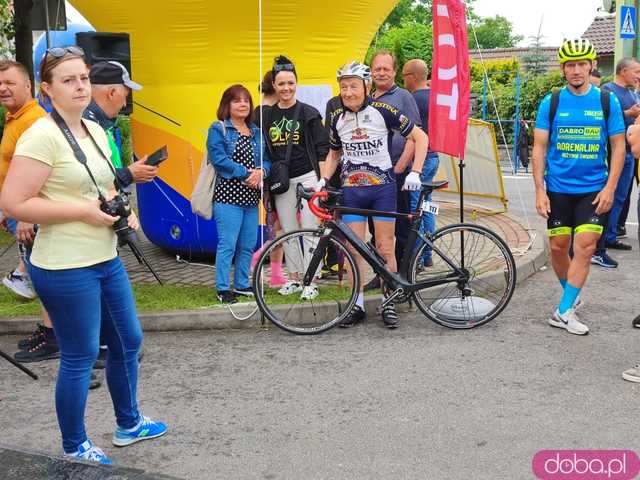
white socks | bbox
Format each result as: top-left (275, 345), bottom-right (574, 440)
top-left (356, 292), bottom-right (364, 309)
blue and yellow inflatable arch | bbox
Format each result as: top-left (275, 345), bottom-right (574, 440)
top-left (67, 0), bottom-right (398, 255)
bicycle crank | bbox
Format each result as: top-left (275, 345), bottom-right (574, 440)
top-left (378, 288), bottom-right (405, 311)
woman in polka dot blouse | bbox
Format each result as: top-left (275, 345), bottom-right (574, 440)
top-left (207, 84), bottom-right (271, 304)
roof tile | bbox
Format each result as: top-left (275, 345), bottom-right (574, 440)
top-left (582, 15), bottom-right (615, 55)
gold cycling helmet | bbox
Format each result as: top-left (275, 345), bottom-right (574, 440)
top-left (558, 38), bottom-right (597, 64)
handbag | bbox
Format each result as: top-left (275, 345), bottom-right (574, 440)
top-left (191, 121), bottom-right (226, 220)
top-left (266, 102), bottom-right (302, 195)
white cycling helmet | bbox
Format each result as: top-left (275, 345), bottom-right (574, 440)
top-left (336, 61), bottom-right (371, 81)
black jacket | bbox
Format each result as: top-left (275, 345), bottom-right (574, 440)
top-left (262, 101), bottom-right (329, 178)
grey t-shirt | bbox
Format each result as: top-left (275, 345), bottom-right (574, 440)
top-left (372, 85), bottom-right (421, 165)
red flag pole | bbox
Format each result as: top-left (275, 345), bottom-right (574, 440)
top-left (429, 0), bottom-right (470, 224)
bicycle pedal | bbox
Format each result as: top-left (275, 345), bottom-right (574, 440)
top-left (379, 288), bottom-right (404, 309)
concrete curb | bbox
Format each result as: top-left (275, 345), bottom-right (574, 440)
top-left (0, 445), bottom-right (181, 480)
top-left (0, 227), bottom-right (548, 335)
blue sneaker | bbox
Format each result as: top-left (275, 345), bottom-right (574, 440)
top-left (65, 439), bottom-right (112, 465)
top-left (591, 252), bottom-right (618, 268)
top-left (112, 415), bottom-right (167, 447)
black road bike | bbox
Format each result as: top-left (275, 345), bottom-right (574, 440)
top-left (252, 182), bottom-right (516, 334)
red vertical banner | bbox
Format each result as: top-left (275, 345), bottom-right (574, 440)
top-left (428, 0), bottom-right (470, 160)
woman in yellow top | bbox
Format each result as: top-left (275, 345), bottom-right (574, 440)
top-left (0, 47), bottom-right (167, 464)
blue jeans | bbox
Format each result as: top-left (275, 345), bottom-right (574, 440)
top-left (604, 155), bottom-right (635, 244)
top-left (214, 202), bottom-right (258, 291)
top-left (27, 256), bottom-right (142, 453)
top-left (410, 153), bottom-right (440, 263)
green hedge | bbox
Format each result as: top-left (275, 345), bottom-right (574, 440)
top-left (471, 59), bottom-right (566, 142)
top-left (116, 115), bottom-right (132, 166)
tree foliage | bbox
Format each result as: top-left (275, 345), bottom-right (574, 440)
top-left (368, 0), bottom-right (518, 87)
top-left (0, 0), bottom-right (14, 59)
top-left (367, 22), bottom-right (433, 84)
top-left (470, 57), bottom-right (565, 140)
top-left (380, 0), bottom-right (431, 29)
top-left (521, 30), bottom-right (547, 75)
top-left (368, 0), bottom-right (560, 143)
top-left (469, 15), bottom-right (523, 50)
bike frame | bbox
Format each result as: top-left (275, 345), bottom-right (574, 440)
top-left (304, 188), bottom-right (468, 295)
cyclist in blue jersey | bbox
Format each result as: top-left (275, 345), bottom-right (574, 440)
top-left (532, 39), bottom-right (626, 335)
top-left (320, 61), bottom-right (428, 329)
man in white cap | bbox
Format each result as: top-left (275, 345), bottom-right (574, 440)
top-left (85, 61), bottom-right (157, 187)
top-left (85, 61), bottom-right (153, 370)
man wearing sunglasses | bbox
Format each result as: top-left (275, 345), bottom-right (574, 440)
top-left (85, 61), bottom-right (157, 187)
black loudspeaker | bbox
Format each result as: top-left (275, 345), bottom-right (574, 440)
top-left (76, 32), bottom-right (134, 115)
top-left (29, 0), bottom-right (67, 31)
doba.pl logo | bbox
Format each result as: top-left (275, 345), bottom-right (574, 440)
top-left (532, 450), bottom-right (640, 479)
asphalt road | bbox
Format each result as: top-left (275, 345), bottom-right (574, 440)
top-left (1, 175), bottom-right (639, 480)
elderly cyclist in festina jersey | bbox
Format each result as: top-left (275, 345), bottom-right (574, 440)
top-left (532, 39), bottom-right (626, 336)
top-left (319, 61), bottom-right (428, 329)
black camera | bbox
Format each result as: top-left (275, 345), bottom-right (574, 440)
top-left (100, 193), bottom-right (138, 246)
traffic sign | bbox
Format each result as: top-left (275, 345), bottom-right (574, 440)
top-left (620, 5), bottom-right (636, 39)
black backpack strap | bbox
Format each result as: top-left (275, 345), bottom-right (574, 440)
top-left (601, 89), bottom-right (612, 168)
top-left (600, 88), bottom-right (610, 127)
top-left (548, 88), bottom-right (561, 129)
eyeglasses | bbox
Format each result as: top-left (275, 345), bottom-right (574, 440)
top-left (273, 63), bottom-right (295, 73)
top-left (46, 46), bottom-right (85, 58)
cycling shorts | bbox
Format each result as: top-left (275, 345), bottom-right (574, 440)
top-left (341, 183), bottom-right (397, 223)
top-left (547, 190), bottom-right (608, 237)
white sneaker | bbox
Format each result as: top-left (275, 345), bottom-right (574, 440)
top-left (622, 365), bottom-right (640, 383)
top-left (548, 308), bottom-right (589, 335)
top-left (300, 285), bottom-right (319, 301)
top-left (278, 281), bottom-right (302, 296)
top-left (2, 270), bottom-right (36, 299)
top-left (64, 439), bottom-right (112, 465)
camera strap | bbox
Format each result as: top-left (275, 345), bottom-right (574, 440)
top-left (50, 108), bottom-right (118, 203)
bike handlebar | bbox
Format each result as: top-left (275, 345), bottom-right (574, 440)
top-left (308, 191), bottom-right (333, 220)
top-left (295, 184), bottom-right (333, 220)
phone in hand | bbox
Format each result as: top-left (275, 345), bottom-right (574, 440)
top-left (145, 145), bottom-right (168, 166)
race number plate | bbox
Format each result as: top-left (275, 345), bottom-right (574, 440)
top-left (421, 200), bottom-right (440, 216)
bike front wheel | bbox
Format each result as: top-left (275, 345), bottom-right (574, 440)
top-left (410, 223), bottom-right (516, 329)
top-left (252, 229), bottom-right (359, 334)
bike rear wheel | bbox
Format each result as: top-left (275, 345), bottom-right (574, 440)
top-left (410, 223), bottom-right (516, 329)
top-left (252, 229), bottom-right (359, 334)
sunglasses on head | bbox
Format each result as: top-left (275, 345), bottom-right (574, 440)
top-left (46, 46), bottom-right (85, 58)
top-left (273, 63), bottom-right (295, 73)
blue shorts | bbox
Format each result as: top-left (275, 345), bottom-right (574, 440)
top-left (341, 183), bottom-right (397, 223)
